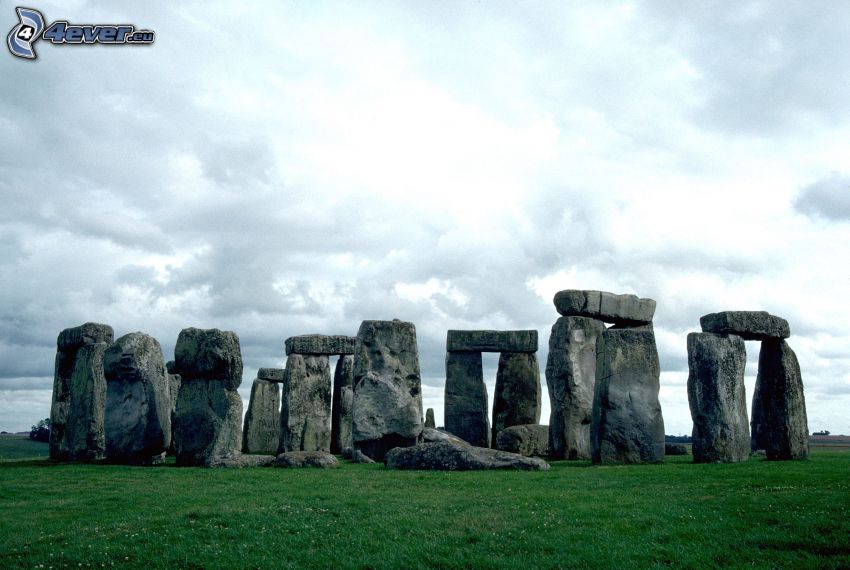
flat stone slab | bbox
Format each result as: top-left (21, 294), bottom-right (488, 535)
top-left (258, 367), bottom-right (285, 381)
top-left (385, 442), bottom-right (550, 471)
top-left (274, 451), bottom-right (340, 468)
top-left (285, 335), bottom-right (355, 356)
top-left (57, 322), bottom-right (114, 351)
top-left (446, 330), bottom-right (537, 352)
top-left (700, 311), bottom-right (790, 340)
top-left (208, 454), bottom-right (276, 468)
top-left (553, 290), bottom-right (656, 325)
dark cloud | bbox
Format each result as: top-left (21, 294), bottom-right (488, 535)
top-left (794, 173), bottom-right (850, 221)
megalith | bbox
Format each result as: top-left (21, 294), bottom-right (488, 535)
top-left (495, 424), bottom-right (549, 457)
top-left (165, 360), bottom-right (181, 455)
top-left (279, 354), bottom-right (331, 452)
top-left (103, 332), bottom-right (171, 465)
top-left (49, 322), bottom-right (113, 461)
top-left (351, 319), bottom-right (423, 461)
top-left (686, 332), bottom-right (749, 463)
top-left (444, 350), bottom-right (490, 447)
top-left (491, 352), bottom-right (541, 445)
top-left (172, 328), bottom-right (244, 467)
top-left (331, 355), bottom-right (354, 454)
top-left (242, 378), bottom-right (281, 454)
top-left (554, 290), bottom-right (656, 326)
top-left (425, 408), bottom-right (436, 429)
top-left (546, 316), bottom-right (605, 459)
top-left (591, 326), bottom-right (665, 464)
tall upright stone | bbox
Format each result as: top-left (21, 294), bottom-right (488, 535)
top-left (592, 327), bottom-right (665, 464)
top-left (165, 360), bottom-right (181, 455)
top-left (351, 319), bottom-right (423, 461)
top-left (491, 352), bottom-right (541, 446)
top-left (242, 378), bottom-right (281, 454)
top-left (751, 339), bottom-right (809, 460)
top-left (686, 332), bottom-right (749, 463)
top-left (172, 328), bottom-right (243, 467)
top-left (444, 351), bottom-right (490, 447)
top-left (103, 332), bottom-right (171, 465)
top-left (546, 316), bottom-right (605, 459)
top-left (331, 355), bottom-right (354, 454)
top-left (50, 323), bottom-right (114, 461)
top-left (279, 354), bottom-right (331, 453)
top-left (425, 408), bottom-right (436, 429)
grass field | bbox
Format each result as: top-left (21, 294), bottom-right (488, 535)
top-left (0, 436), bottom-right (848, 569)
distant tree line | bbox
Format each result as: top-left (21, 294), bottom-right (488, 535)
top-left (665, 434), bottom-right (692, 444)
top-left (29, 418), bottom-right (50, 443)
top-left (812, 430), bottom-right (831, 436)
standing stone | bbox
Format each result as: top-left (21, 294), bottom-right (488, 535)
top-left (592, 327), bottom-right (665, 464)
top-left (165, 361), bottom-right (181, 455)
top-left (331, 355), bottom-right (355, 454)
top-left (103, 332), bottom-right (171, 465)
top-left (444, 351), bottom-right (490, 447)
top-left (425, 408), bottom-right (436, 428)
top-left (50, 323), bottom-right (113, 461)
top-left (172, 328), bottom-right (243, 467)
top-left (495, 424), bottom-right (549, 457)
top-left (258, 367), bottom-right (285, 382)
top-left (242, 378), bottom-right (281, 454)
top-left (351, 319), bottom-right (423, 461)
top-left (546, 316), bottom-right (606, 459)
top-left (491, 352), bottom-right (541, 446)
top-left (751, 339), bottom-right (809, 460)
top-left (279, 354), bottom-right (331, 453)
top-left (686, 332), bottom-right (749, 463)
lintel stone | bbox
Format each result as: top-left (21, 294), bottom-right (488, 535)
top-left (284, 335), bottom-right (355, 356)
top-left (446, 330), bottom-right (538, 353)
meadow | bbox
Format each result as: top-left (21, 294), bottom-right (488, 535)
top-left (1, 435), bottom-right (848, 569)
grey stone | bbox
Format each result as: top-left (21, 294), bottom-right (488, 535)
top-left (166, 371), bottom-right (181, 455)
top-left (50, 323), bottom-right (113, 462)
top-left (242, 379), bottom-right (281, 454)
top-left (665, 443), bottom-right (688, 456)
top-left (591, 327), bottom-right (665, 464)
top-left (546, 316), bottom-right (605, 460)
top-left (554, 290), bottom-right (656, 325)
top-left (687, 332), bottom-right (750, 463)
top-left (208, 454), bottom-right (276, 468)
top-left (351, 319), bottom-right (423, 461)
top-left (700, 311), bottom-right (790, 341)
top-left (103, 332), bottom-right (171, 465)
top-left (495, 424), bottom-right (549, 457)
top-left (751, 339), bottom-right (809, 460)
top-left (352, 448), bottom-right (376, 464)
top-left (285, 335), bottom-right (356, 356)
top-left (422, 427), bottom-right (470, 446)
top-left (279, 354), bottom-right (331, 452)
top-left (331, 355), bottom-right (354, 454)
top-left (492, 352), bottom-right (541, 446)
top-left (444, 351), bottom-right (490, 447)
top-left (274, 450), bottom-right (340, 468)
top-left (425, 408), bottom-right (436, 428)
top-left (174, 328), bottom-right (243, 389)
top-left (258, 367), bottom-right (285, 382)
top-left (165, 360), bottom-right (177, 375)
top-left (446, 330), bottom-right (538, 353)
top-left (385, 442), bottom-right (550, 471)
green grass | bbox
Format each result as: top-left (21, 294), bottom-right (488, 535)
top-left (0, 434), bottom-right (49, 460)
top-left (1, 450), bottom-right (848, 569)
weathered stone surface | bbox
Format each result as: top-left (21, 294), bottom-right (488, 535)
top-left (274, 450), bottom-right (340, 469)
top-left (279, 354), bottom-right (331, 453)
top-left (446, 330), bottom-right (538, 353)
top-left (444, 351), bottom-right (490, 448)
top-left (385, 442), bottom-right (550, 471)
top-left (422, 427), bottom-right (470, 446)
top-left (103, 332), bottom-right (171, 465)
top-left (174, 328), bottom-right (243, 389)
top-left (492, 352), bottom-right (541, 446)
top-left (700, 311), bottom-right (790, 341)
top-left (751, 340), bottom-right (809, 460)
top-left (352, 448), bottom-right (375, 464)
top-left (166, 360), bottom-right (177, 375)
top-left (166, 372), bottom-right (181, 455)
top-left (665, 443), bottom-right (688, 456)
top-left (50, 325), bottom-right (111, 462)
top-left (591, 327), bottom-right (665, 464)
top-left (208, 454), bottom-right (276, 468)
top-left (331, 355), bottom-right (354, 454)
top-left (425, 408), bottom-right (436, 428)
top-left (172, 328), bottom-right (244, 467)
top-left (242, 379), bottom-right (281, 454)
top-left (554, 290), bottom-right (656, 325)
top-left (687, 332), bottom-right (750, 463)
top-left (546, 316), bottom-right (606, 460)
top-left (495, 424), bottom-right (549, 457)
top-left (352, 320), bottom-right (423, 461)
top-left (285, 335), bottom-right (356, 356)
top-left (258, 367), bottom-right (285, 382)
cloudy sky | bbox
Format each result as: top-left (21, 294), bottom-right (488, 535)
top-left (2, 1), bottom-right (849, 436)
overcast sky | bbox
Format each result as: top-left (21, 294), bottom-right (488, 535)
top-left (2, 1), bottom-right (849, 436)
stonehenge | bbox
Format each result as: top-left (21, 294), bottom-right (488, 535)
top-left (444, 350), bottom-right (490, 447)
top-left (331, 355), bottom-right (354, 454)
top-left (491, 351), bottom-right (541, 444)
top-left (425, 408), bottom-right (436, 428)
top-left (242, 375), bottom-right (281, 454)
top-left (495, 424), bottom-right (549, 457)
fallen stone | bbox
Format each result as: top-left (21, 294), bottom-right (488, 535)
top-left (274, 450), bottom-right (340, 468)
top-left (258, 367), bottom-right (285, 382)
top-left (352, 320), bottom-right (423, 461)
top-left (546, 316), bottom-right (605, 460)
top-left (495, 424), bottom-right (549, 457)
top-left (554, 290), bottom-right (656, 325)
top-left (279, 354), bottom-right (331, 452)
top-left (385, 442), bottom-right (550, 471)
top-left (591, 327), bottom-right (665, 464)
top-left (174, 328), bottom-right (243, 389)
top-left (700, 311), bottom-right (790, 341)
top-left (751, 339), bottom-right (809, 460)
top-left (331, 355), bottom-right (354, 454)
top-left (209, 454), bottom-right (276, 468)
top-left (444, 350), bottom-right (490, 448)
top-left (446, 330), bottom-right (538, 353)
top-left (103, 332), bottom-right (171, 465)
top-left (665, 443), bottom-right (688, 456)
top-left (687, 332), bottom-right (750, 463)
top-left (285, 335), bottom-right (356, 356)
top-left (242, 378), bottom-right (281, 454)
top-left (422, 427), bottom-right (470, 446)
top-left (352, 448), bottom-right (375, 464)
top-left (491, 352), bottom-right (541, 446)
top-left (425, 408), bottom-right (436, 428)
